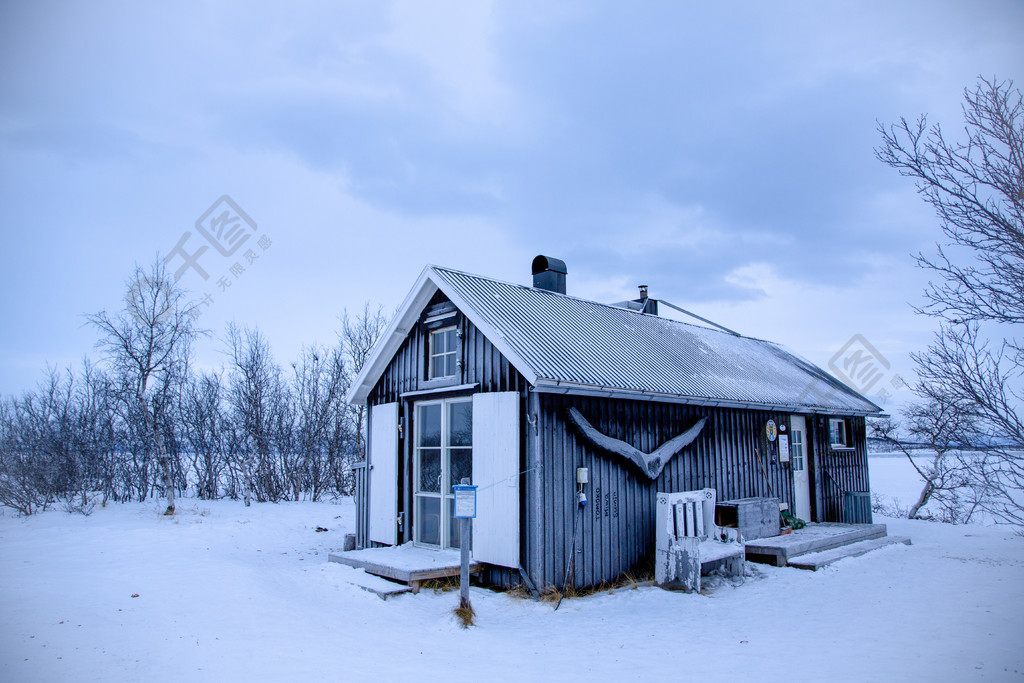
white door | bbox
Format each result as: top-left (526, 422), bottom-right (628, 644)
top-left (368, 402), bottom-right (399, 546)
top-left (472, 392), bottom-right (520, 568)
top-left (790, 415), bottom-right (811, 521)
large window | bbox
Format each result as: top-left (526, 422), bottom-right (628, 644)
top-left (413, 398), bottom-right (472, 548)
top-left (428, 327), bottom-right (457, 380)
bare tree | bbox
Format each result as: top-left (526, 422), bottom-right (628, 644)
top-left (225, 323), bottom-right (287, 504)
top-left (78, 360), bottom-right (121, 506)
top-left (0, 393), bottom-right (53, 515)
top-left (274, 384), bottom-right (298, 500)
top-left (338, 303), bottom-right (388, 460)
top-left (32, 367), bottom-right (77, 502)
top-left (87, 258), bottom-right (199, 515)
top-left (870, 386), bottom-right (982, 521)
top-left (220, 414), bottom-right (247, 500)
top-left (0, 360), bottom-right (119, 515)
top-left (66, 359), bottom-right (118, 512)
top-left (877, 76), bottom-right (1024, 527)
top-left (291, 343), bottom-right (347, 500)
top-left (179, 370), bottom-right (227, 500)
top-left (2, 276), bottom-right (387, 512)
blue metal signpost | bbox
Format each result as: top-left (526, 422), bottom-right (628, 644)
top-left (453, 480), bottom-right (477, 609)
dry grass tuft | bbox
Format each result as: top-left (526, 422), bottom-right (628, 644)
top-left (505, 584), bottom-right (533, 600)
top-left (537, 569), bottom-right (655, 605)
top-left (422, 576), bottom-right (459, 593)
top-left (539, 584), bottom-right (573, 604)
top-left (454, 599), bottom-right (476, 628)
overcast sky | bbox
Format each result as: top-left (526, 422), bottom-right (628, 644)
top-left (1, 0), bottom-right (1021, 408)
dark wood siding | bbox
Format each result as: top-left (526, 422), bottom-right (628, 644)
top-left (369, 294), bottom-right (527, 406)
top-left (525, 393), bottom-right (798, 591)
top-left (809, 415), bottom-right (872, 524)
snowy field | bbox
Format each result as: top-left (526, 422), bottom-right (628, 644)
top-left (2, 457), bottom-right (1023, 682)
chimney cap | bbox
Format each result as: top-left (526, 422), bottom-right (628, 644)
top-left (532, 255), bottom-right (567, 276)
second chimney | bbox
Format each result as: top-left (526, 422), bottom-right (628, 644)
top-left (532, 255), bottom-right (567, 294)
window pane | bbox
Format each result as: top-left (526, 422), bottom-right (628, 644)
top-left (448, 448), bottom-right (472, 492)
top-left (429, 328), bottom-right (458, 379)
top-left (830, 419), bottom-right (849, 447)
top-left (448, 401), bottom-right (472, 447)
top-left (430, 329), bottom-right (443, 353)
top-left (417, 496), bottom-right (441, 546)
top-left (418, 448), bottom-right (441, 492)
top-left (418, 404), bottom-right (441, 447)
top-left (448, 498), bottom-right (470, 550)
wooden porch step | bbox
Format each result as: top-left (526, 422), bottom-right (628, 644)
top-left (787, 536), bottom-right (912, 571)
top-left (328, 545), bottom-right (482, 593)
top-left (744, 523), bottom-right (888, 567)
top-left (359, 583), bottom-right (414, 599)
top-left (330, 566), bottom-right (415, 599)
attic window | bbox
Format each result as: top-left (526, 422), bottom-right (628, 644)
top-left (829, 418), bottom-right (852, 449)
top-left (429, 327), bottom-right (458, 379)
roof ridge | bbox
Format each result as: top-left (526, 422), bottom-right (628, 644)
top-left (348, 263), bottom-right (880, 414)
top-left (429, 264), bottom-right (780, 345)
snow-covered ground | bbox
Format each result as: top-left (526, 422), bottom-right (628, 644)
top-left (2, 458), bottom-right (1023, 682)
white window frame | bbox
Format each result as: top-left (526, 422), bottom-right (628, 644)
top-left (413, 397), bottom-right (472, 549)
top-left (829, 418), bottom-right (852, 449)
top-left (791, 429), bottom-right (806, 471)
top-left (428, 326), bottom-right (458, 380)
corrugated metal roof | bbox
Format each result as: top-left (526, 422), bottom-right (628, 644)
top-left (429, 266), bottom-right (880, 415)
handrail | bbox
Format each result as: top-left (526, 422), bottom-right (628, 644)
top-left (824, 467), bottom-right (870, 496)
top-left (823, 467), bottom-right (848, 495)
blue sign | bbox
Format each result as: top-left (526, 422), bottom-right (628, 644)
top-left (453, 484), bottom-right (477, 518)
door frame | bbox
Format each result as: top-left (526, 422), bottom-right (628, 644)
top-left (790, 415), bottom-right (811, 522)
top-left (412, 396), bottom-right (472, 549)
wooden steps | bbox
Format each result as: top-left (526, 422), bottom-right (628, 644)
top-left (744, 523), bottom-right (889, 567)
top-left (787, 536), bottom-right (912, 571)
top-left (328, 544), bottom-right (482, 593)
top-left (331, 566), bottom-right (415, 599)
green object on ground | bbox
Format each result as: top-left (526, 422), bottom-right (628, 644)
top-left (781, 510), bottom-right (807, 530)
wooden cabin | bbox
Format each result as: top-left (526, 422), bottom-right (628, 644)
top-left (345, 256), bottom-right (882, 590)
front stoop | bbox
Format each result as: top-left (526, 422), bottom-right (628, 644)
top-left (786, 535), bottom-right (912, 570)
top-left (332, 567), bottom-right (415, 599)
top-left (328, 545), bottom-right (482, 593)
top-left (744, 523), bottom-right (895, 567)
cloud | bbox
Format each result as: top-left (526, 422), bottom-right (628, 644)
top-left (1, 0), bottom-right (1021, 395)
top-left (382, 0), bottom-right (519, 126)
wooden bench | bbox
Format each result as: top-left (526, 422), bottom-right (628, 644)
top-left (655, 489), bottom-right (744, 592)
